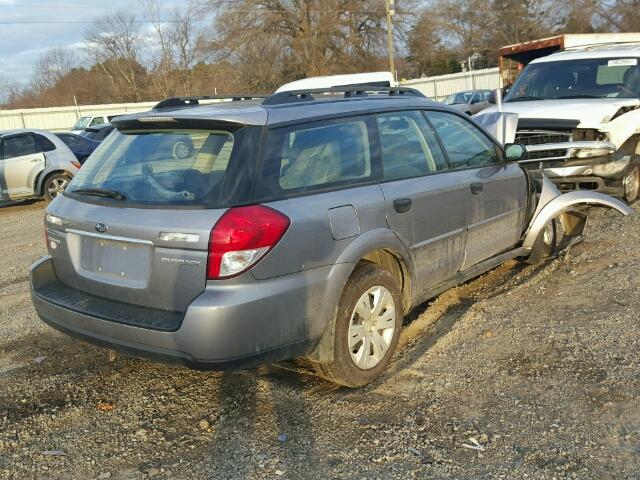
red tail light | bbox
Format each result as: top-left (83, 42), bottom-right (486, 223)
top-left (207, 205), bottom-right (290, 279)
top-left (71, 160), bottom-right (82, 169)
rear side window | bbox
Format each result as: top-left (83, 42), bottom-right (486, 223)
top-left (2, 134), bottom-right (36, 159)
top-left (377, 111), bottom-right (448, 181)
top-left (427, 111), bottom-right (500, 168)
top-left (34, 134), bottom-right (56, 152)
top-left (90, 117), bottom-right (105, 126)
top-left (70, 129), bottom-right (239, 206)
top-left (258, 116), bottom-right (375, 198)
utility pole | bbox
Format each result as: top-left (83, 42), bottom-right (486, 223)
top-left (386, 0), bottom-right (395, 79)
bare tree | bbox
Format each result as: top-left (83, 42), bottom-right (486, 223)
top-left (594, 0), bottom-right (640, 32)
top-left (31, 47), bottom-right (79, 93)
top-left (203, 0), bottom-right (405, 91)
top-left (85, 11), bottom-right (145, 101)
top-left (142, 0), bottom-right (207, 97)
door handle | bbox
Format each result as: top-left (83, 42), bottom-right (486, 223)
top-left (470, 182), bottom-right (483, 195)
top-left (393, 198), bottom-right (412, 213)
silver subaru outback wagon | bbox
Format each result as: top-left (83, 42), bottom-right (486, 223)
top-left (30, 86), bottom-right (632, 387)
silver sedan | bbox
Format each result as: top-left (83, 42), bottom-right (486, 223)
top-left (442, 89), bottom-right (492, 115)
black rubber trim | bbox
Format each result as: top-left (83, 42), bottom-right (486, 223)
top-left (31, 259), bottom-right (183, 332)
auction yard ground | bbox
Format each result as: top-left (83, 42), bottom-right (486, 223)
top-left (1, 200), bottom-right (639, 479)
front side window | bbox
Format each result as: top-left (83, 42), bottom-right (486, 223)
top-left (428, 111), bottom-right (500, 168)
top-left (2, 134), bottom-right (36, 159)
top-left (257, 117), bottom-right (375, 198)
top-left (69, 129), bottom-right (238, 206)
top-left (505, 57), bottom-right (640, 101)
top-left (377, 111), bottom-right (448, 181)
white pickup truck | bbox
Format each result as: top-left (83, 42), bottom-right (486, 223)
top-left (480, 38), bottom-right (640, 203)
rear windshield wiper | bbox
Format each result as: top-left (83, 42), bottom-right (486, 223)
top-left (70, 187), bottom-right (127, 201)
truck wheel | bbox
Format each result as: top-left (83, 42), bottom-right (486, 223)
top-left (43, 174), bottom-right (71, 202)
top-left (316, 263), bottom-right (403, 388)
top-left (623, 167), bottom-right (639, 204)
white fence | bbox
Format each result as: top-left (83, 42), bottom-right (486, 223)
top-left (401, 67), bottom-right (501, 102)
top-left (0, 68), bottom-right (502, 131)
top-left (0, 101), bottom-right (157, 132)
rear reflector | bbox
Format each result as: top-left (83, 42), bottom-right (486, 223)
top-left (207, 205), bottom-right (290, 279)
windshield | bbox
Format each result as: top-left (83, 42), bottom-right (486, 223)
top-left (72, 116), bottom-right (91, 130)
top-left (505, 57), bottom-right (640, 102)
top-left (69, 129), bottom-right (238, 206)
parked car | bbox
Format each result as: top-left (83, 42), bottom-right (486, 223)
top-left (442, 89), bottom-right (491, 115)
top-left (54, 132), bottom-right (100, 164)
top-left (78, 124), bottom-right (115, 142)
top-left (479, 42), bottom-right (640, 203)
top-left (70, 114), bottom-right (121, 134)
top-left (1, 129), bottom-right (80, 204)
top-left (30, 86), bottom-right (632, 387)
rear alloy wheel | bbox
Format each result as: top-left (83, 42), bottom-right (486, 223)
top-left (44, 174), bottom-right (71, 202)
top-left (316, 263), bottom-right (403, 388)
top-left (623, 167), bottom-right (639, 204)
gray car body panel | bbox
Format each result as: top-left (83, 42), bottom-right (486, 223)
top-left (30, 94), bottom-right (633, 369)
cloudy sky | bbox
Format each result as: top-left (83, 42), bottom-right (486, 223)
top-left (0, 0), bottom-right (192, 85)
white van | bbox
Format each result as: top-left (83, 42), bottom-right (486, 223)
top-left (276, 72), bottom-right (396, 93)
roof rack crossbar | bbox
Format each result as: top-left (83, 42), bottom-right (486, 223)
top-left (153, 94), bottom-right (267, 110)
top-left (262, 85), bottom-right (426, 106)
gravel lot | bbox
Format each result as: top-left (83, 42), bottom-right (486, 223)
top-left (1, 199), bottom-right (639, 480)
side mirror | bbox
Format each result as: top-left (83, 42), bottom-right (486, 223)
top-left (505, 143), bottom-right (526, 161)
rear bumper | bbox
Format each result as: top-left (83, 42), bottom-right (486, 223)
top-left (30, 256), bottom-right (350, 369)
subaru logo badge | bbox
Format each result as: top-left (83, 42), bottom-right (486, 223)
top-left (95, 223), bottom-right (108, 233)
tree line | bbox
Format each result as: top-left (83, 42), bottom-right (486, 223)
top-left (1, 0), bottom-right (638, 108)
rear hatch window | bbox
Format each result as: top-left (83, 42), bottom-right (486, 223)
top-left (68, 129), bottom-right (244, 207)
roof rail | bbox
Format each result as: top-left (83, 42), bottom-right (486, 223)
top-left (153, 94), bottom-right (267, 110)
top-left (262, 85), bottom-right (426, 106)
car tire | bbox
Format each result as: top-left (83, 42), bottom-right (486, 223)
top-left (43, 174), bottom-right (71, 202)
top-left (623, 167), bottom-right (639, 204)
top-left (316, 263), bottom-right (403, 388)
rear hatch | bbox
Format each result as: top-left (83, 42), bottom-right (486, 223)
top-left (45, 125), bottom-right (255, 313)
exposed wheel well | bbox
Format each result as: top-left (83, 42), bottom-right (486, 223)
top-left (358, 249), bottom-right (411, 312)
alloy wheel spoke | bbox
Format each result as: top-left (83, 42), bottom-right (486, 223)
top-left (375, 308), bottom-right (395, 331)
top-left (371, 287), bottom-right (389, 317)
top-left (370, 331), bottom-right (388, 360)
top-left (355, 336), bottom-right (371, 368)
top-left (349, 325), bottom-right (365, 349)
top-left (355, 296), bottom-right (371, 321)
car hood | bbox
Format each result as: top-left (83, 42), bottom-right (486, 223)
top-left (480, 98), bottom-right (640, 128)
